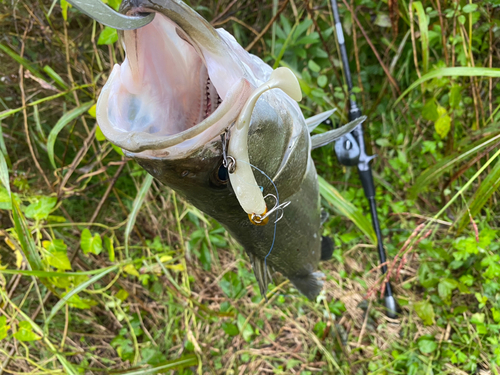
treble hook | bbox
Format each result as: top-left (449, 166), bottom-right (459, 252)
top-left (250, 194), bottom-right (291, 225)
top-left (66, 0), bottom-right (155, 30)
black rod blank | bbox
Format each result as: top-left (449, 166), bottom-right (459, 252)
top-left (330, 0), bottom-right (397, 318)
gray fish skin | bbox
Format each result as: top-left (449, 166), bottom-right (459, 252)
top-left (99, 0), bottom-right (340, 299)
top-left (133, 98), bottom-right (324, 300)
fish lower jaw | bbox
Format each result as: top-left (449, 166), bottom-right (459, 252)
top-left (97, 78), bottom-right (253, 158)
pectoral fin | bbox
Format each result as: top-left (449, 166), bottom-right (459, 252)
top-left (306, 109), bottom-right (337, 132)
top-left (320, 236), bottom-right (334, 261)
top-left (311, 116), bottom-right (366, 149)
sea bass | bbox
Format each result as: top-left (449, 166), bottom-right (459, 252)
top-left (96, 0), bottom-right (363, 299)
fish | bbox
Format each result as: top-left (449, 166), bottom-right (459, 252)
top-left (96, 0), bottom-right (364, 300)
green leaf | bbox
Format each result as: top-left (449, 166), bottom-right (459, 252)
top-left (88, 104), bottom-right (97, 119)
top-left (14, 321), bottom-right (41, 342)
top-left (80, 229), bottom-right (103, 255)
top-left (112, 143), bottom-right (125, 156)
top-left (491, 308), bottom-right (500, 323)
top-left (435, 106), bottom-right (451, 138)
top-left (103, 0), bottom-right (121, 11)
top-left (395, 67), bottom-right (500, 106)
top-left (308, 60), bottom-right (321, 73)
top-left (98, 27), bottom-right (119, 45)
top-left (414, 300), bottom-right (435, 325)
top-left (462, 3), bottom-right (478, 13)
top-left (60, 0), bottom-right (72, 21)
top-left (222, 322), bottom-right (239, 336)
top-left (317, 75), bottom-right (328, 88)
top-left (318, 176), bottom-right (376, 244)
top-left (219, 271), bottom-right (243, 299)
top-left (470, 313), bottom-right (485, 324)
top-left (418, 336), bottom-right (437, 354)
top-left (438, 278), bottom-right (458, 303)
top-left (95, 125), bottom-right (106, 141)
top-left (422, 100), bottom-right (439, 121)
top-left (237, 314), bottom-right (254, 342)
top-left (0, 316), bottom-right (10, 340)
top-left (123, 264), bottom-right (140, 277)
top-left (47, 102), bottom-right (94, 169)
top-left (116, 289), bottom-right (129, 301)
top-left (43, 239), bottom-right (71, 270)
top-left (25, 196), bottom-right (57, 220)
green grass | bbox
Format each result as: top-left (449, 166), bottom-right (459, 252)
top-left (0, 0), bottom-right (500, 374)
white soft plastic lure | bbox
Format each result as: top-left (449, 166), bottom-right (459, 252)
top-left (228, 68), bottom-right (302, 223)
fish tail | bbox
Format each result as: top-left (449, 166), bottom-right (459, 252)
top-left (289, 271), bottom-right (325, 300)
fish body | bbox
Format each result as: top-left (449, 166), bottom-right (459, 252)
top-left (96, 0), bottom-right (351, 299)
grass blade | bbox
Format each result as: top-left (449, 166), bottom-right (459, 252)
top-left (456, 157), bottom-right (500, 230)
top-left (395, 67), bottom-right (500, 106)
top-left (11, 198), bottom-right (44, 271)
top-left (0, 43), bottom-right (47, 81)
top-left (0, 147), bottom-right (9, 195)
top-left (108, 354), bottom-right (198, 375)
top-left (411, 2), bottom-right (429, 74)
top-left (47, 101), bottom-right (94, 168)
top-left (44, 264), bottom-right (119, 331)
top-left (318, 176), bottom-right (376, 244)
top-left (0, 266), bottom-right (119, 277)
top-left (43, 65), bottom-right (69, 90)
top-left (409, 133), bottom-right (500, 199)
top-left (0, 122), bottom-right (11, 168)
top-left (125, 174), bottom-right (154, 258)
top-left (0, 84), bottom-right (94, 122)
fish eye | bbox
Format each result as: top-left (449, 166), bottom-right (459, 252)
top-left (217, 164), bottom-right (229, 182)
top-left (209, 161), bottom-right (229, 188)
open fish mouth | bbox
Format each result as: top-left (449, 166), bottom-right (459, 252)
top-left (96, 7), bottom-right (252, 157)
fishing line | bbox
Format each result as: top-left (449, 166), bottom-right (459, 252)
top-left (234, 158), bottom-right (279, 272)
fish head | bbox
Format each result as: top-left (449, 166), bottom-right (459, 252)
top-left (96, 0), bottom-right (269, 159)
top-left (96, 0), bottom-right (307, 221)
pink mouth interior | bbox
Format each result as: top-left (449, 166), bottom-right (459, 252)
top-left (106, 14), bottom-right (223, 136)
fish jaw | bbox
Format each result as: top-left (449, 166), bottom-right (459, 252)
top-left (96, 0), bottom-right (254, 158)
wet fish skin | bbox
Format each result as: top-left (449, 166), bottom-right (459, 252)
top-left (132, 98), bottom-right (325, 299)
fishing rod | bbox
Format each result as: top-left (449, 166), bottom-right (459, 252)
top-left (330, 0), bottom-right (397, 318)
